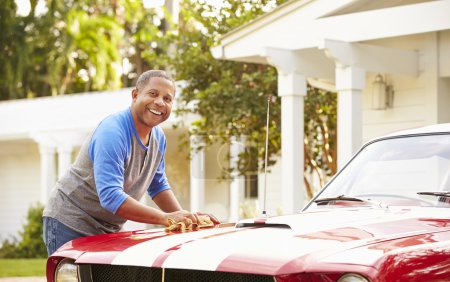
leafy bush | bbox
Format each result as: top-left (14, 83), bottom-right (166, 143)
top-left (0, 203), bottom-right (46, 258)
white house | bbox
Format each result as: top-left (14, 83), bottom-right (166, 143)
top-left (212, 0), bottom-right (450, 215)
top-left (1, 0), bottom-right (450, 240)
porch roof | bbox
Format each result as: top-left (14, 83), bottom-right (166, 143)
top-left (211, 0), bottom-right (450, 65)
top-left (0, 88), bottom-right (182, 141)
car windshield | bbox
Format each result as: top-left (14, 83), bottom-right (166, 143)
top-left (305, 134), bottom-right (450, 210)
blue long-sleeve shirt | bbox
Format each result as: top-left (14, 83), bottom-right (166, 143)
top-left (43, 108), bottom-right (171, 235)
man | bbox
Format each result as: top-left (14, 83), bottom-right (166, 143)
top-left (43, 70), bottom-right (214, 256)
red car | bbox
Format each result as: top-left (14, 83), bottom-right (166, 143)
top-left (47, 124), bottom-right (450, 282)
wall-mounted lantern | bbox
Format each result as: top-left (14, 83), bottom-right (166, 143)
top-left (372, 74), bottom-right (394, 110)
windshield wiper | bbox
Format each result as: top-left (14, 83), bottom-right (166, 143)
top-left (314, 195), bottom-right (365, 204)
top-left (417, 191), bottom-right (450, 197)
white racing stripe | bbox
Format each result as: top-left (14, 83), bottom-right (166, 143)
top-left (161, 228), bottom-right (338, 271)
top-left (111, 226), bottom-right (237, 266)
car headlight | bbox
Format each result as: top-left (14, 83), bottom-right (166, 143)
top-left (55, 258), bottom-right (79, 282)
top-left (337, 273), bottom-right (370, 282)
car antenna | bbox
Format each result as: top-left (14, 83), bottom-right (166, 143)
top-left (262, 94), bottom-right (274, 216)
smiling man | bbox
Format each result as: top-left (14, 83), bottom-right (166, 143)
top-left (42, 70), bottom-right (211, 256)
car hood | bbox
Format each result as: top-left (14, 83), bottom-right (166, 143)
top-left (54, 206), bottom-right (450, 276)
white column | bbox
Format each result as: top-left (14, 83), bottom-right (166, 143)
top-left (335, 66), bottom-right (365, 169)
top-left (278, 72), bottom-right (307, 214)
top-left (38, 145), bottom-right (56, 205)
top-left (32, 130), bottom-right (87, 205)
top-left (229, 136), bottom-right (245, 221)
top-left (190, 135), bottom-right (205, 213)
top-left (57, 145), bottom-right (73, 179)
top-left (262, 48), bottom-right (319, 214)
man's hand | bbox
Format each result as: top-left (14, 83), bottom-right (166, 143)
top-left (195, 212), bottom-right (220, 225)
top-left (164, 210), bottom-right (197, 227)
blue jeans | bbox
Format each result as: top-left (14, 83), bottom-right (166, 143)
top-left (43, 217), bottom-right (85, 256)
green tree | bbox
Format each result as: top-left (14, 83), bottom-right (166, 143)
top-left (0, 0), bottom-right (169, 100)
top-left (0, 0), bottom-right (27, 100)
top-left (170, 0), bottom-right (337, 197)
top-left (32, 0), bottom-right (124, 96)
top-left (304, 86), bottom-right (337, 197)
top-left (118, 0), bottom-right (172, 81)
top-left (171, 0), bottom-right (285, 180)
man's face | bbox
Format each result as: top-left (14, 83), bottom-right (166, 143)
top-left (131, 77), bottom-right (175, 130)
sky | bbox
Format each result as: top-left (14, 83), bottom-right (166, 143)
top-left (15, 0), bottom-right (47, 16)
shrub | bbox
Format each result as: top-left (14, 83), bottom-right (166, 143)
top-left (0, 203), bottom-right (46, 258)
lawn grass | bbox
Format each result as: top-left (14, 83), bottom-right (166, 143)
top-left (0, 258), bottom-right (46, 277)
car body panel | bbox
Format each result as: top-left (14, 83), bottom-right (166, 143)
top-left (49, 208), bottom-right (450, 277)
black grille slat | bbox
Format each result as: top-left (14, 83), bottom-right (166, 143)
top-left (164, 268), bottom-right (273, 282)
top-left (89, 264), bottom-right (273, 282)
top-left (91, 264), bottom-right (162, 282)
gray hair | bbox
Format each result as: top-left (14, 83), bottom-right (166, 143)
top-left (135, 70), bottom-right (176, 94)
